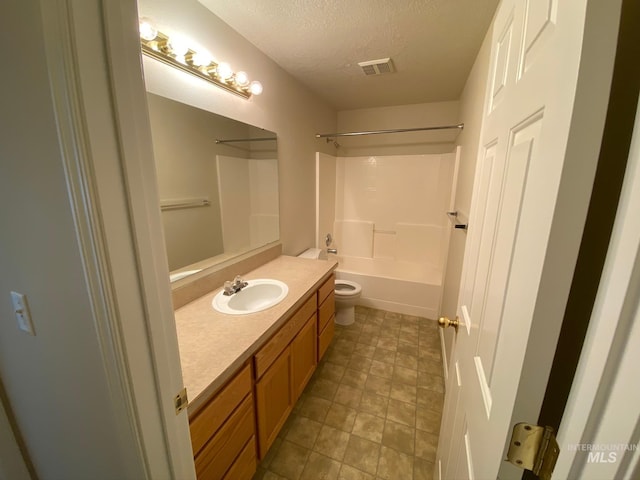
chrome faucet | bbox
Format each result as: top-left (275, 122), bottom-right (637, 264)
top-left (223, 275), bottom-right (248, 296)
top-left (326, 233), bottom-right (337, 254)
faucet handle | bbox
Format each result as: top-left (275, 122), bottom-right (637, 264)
top-left (233, 275), bottom-right (248, 289)
top-left (223, 281), bottom-right (234, 296)
top-left (325, 233), bottom-right (333, 247)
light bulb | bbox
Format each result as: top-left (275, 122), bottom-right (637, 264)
top-left (249, 80), bottom-right (263, 95)
top-left (216, 62), bottom-right (233, 81)
top-left (192, 51), bottom-right (212, 67)
top-left (139, 19), bottom-right (157, 41)
top-left (168, 36), bottom-right (189, 57)
top-left (235, 71), bottom-right (250, 87)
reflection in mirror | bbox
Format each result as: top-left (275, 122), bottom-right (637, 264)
top-left (146, 93), bottom-right (279, 282)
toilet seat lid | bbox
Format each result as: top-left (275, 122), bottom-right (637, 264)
top-left (334, 279), bottom-right (362, 296)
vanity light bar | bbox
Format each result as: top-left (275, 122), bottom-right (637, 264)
top-left (139, 21), bottom-right (262, 99)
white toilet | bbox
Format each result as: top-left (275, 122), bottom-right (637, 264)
top-left (333, 279), bottom-right (362, 326)
top-left (297, 248), bottom-right (362, 326)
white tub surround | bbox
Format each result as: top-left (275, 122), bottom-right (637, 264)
top-left (323, 152), bottom-right (455, 318)
top-left (334, 219), bottom-right (374, 257)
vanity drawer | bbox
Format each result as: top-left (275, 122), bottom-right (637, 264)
top-left (318, 273), bottom-right (335, 305)
top-left (318, 315), bottom-right (335, 361)
top-left (189, 363), bottom-right (252, 457)
top-left (194, 394), bottom-right (255, 480)
top-left (254, 294), bottom-right (316, 379)
top-left (318, 290), bottom-right (335, 333)
top-left (223, 436), bottom-right (257, 480)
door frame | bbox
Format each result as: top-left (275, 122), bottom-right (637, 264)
top-left (100, 1), bottom-right (197, 477)
top-left (554, 92), bottom-right (640, 480)
top-left (532, 0), bottom-right (640, 433)
top-left (38, 0), bottom-right (196, 478)
top-left (506, 1), bottom-right (638, 477)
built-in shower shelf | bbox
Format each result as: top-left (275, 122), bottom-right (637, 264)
top-left (447, 211), bottom-right (468, 230)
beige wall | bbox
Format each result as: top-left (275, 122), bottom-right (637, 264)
top-left (138, 0), bottom-right (337, 257)
top-left (336, 101), bottom-right (460, 157)
top-left (439, 24), bottom-right (494, 362)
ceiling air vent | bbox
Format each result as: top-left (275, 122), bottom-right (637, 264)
top-left (358, 58), bottom-right (395, 76)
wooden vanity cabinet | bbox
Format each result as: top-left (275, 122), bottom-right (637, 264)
top-left (317, 274), bottom-right (336, 361)
top-left (189, 363), bottom-right (257, 480)
top-left (188, 270), bottom-right (337, 473)
top-left (254, 293), bottom-right (318, 459)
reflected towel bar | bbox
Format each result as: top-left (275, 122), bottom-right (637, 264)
top-left (160, 198), bottom-right (211, 211)
top-left (215, 137), bottom-right (277, 144)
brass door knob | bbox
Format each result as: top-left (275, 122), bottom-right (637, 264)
top-left (438, 316), bottom-right (460, 331)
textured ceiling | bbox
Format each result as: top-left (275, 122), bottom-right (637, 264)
top-left (198, 0), bottom-right (499, 110)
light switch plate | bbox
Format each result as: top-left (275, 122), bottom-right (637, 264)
top-left (10, 291), bottom-right (35, 335)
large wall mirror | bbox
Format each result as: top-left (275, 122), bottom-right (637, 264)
top-left (146, 93), bottom-right (279, 282)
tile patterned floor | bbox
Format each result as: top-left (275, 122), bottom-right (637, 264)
top-left (253, 306), bottom-right (445, 480)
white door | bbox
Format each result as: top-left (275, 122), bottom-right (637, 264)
top-left (436, 0), bottom-right (608, 478)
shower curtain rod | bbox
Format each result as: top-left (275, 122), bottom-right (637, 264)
top-left (315, 123), bottom-right (464, 138)
top-left (215, 137), bottom-right (277, 144)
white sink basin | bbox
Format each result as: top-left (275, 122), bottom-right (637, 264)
top-left (212, 279), bottom-right (289, 315)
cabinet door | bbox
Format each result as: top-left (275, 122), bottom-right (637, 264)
top-left (254, 294), bottom-right (316, 379)
top-left (291, 314), bottom-right (317, 402)
top-left (255, 346), bottom-right (293, 459)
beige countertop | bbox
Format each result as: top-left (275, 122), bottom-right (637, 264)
top-left (174, 255), bottom-right (337, 414)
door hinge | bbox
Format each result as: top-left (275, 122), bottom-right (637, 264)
top-left (506, 423), bottom-right (560, 480)
top-left (174, 387), bottom-right (188, 415)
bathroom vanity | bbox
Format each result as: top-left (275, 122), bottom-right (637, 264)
top-left (174, 255), bottom-right (337, 479)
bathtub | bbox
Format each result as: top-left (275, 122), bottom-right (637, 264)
top-left (334, 255), bottom-right (442, 319)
